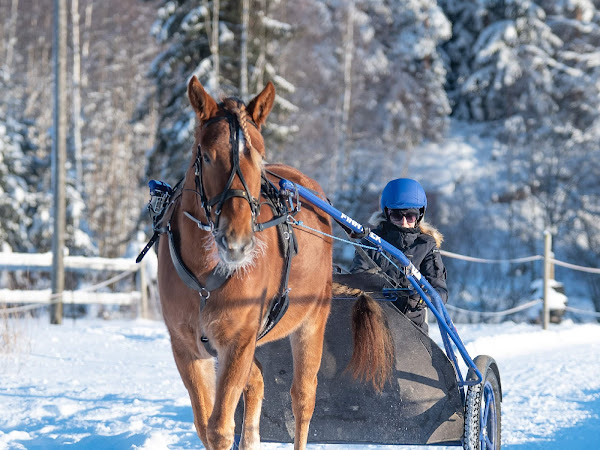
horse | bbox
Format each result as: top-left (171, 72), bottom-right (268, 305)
top-left (156, 75), bottom-right (394, 450)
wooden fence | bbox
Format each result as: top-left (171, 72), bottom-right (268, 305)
top-left (0, 252), bottom-right (149, 317)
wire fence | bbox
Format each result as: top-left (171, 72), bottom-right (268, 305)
top-left (1, 238), bottom-right (599, 320)
top-left (440, 248), bottom-right (600, 319)
top-left (0, 270), bottom-right (136, 314)
top-left (439, 250), bottom-right (543, 264)
top-left (441, 249), bottom-right (600, 274)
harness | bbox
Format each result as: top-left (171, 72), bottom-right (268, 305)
top-left (137, 109), bottom-right (299, 350)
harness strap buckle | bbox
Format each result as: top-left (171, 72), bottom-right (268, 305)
top-left (183, 211), bottom-right (214, 232)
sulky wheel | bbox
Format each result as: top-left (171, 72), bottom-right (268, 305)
top-left (463, 355), bottom-right (502, 450)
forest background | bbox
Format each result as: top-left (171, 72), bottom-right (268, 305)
top-left (1, 0), bottom-right (600, 319)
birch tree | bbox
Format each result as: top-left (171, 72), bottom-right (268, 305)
top-left (240, 0), bottom-right (249, 99)
top-left (71, 0), bottom-right (83, 195)
top-left (2, 0), bottom-right (19, 85)
top-left (328, 0), bottom-right (354, 203)
top-left (210, 0), bottom-right (220, 93)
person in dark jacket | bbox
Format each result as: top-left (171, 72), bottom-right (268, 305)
top-left (350, 178), bottom-right (447, 334)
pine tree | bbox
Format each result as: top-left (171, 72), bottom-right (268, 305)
top-left (352, 0), bottom-right (451, 165)
top-left (0, 113), bottom-right (50, 252)
top-left (143, 0), bottom-right (296, 182)
top-left (269, 0), bottom-right (453, 215)
top-left (440, 0), bottom-right (600, 312)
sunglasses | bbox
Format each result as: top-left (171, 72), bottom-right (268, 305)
top-left (389, 209), bottom-right (419, 223)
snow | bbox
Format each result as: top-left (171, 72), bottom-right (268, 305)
top-left (1, 317), bottom-right (599, 449)
top-left (529, 279), bottom-right (567, 310)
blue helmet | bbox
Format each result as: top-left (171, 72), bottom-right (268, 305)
top-left (380, 178), bottom-right (427, 212)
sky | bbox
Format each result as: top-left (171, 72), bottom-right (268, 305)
top-left (1, 315), bottom-right (599, 450)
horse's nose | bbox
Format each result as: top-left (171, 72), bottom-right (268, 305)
top-left (218, 234), bottom-right (254, 261)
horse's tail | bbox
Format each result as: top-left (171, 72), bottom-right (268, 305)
top-left (347, 293), bottom-right (395, 392)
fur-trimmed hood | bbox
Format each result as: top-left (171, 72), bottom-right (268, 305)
top-left (368, 211), bottom-right (444, 248)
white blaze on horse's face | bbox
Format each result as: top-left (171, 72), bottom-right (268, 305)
top-left (212, 121), bottom-right (260, 272)
top-left (238, 128), bottom-right (245, 155)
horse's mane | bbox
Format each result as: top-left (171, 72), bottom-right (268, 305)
top-left (220, 97), bottom-right (257, 155)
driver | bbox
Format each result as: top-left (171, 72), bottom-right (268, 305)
top-left (350, 178), bottom-right (448, 334)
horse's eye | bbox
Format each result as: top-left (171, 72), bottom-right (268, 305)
top-left (202, 153), bottom-right (211, 164)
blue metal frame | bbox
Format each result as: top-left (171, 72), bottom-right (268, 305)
top-left (279, 178), bottom-right (483, 388)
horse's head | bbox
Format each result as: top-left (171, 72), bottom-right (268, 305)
top-left (187, 76), bottom-right (275, 270)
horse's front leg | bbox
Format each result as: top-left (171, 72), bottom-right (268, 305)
top-left (289, 302), bottom-right (330, 450)
top-left (207, 336), bottom-right (257, 450)
top-left (170, 340), bottom-right (216, 446)
top-left (240, 358), bottom-right (264, 450)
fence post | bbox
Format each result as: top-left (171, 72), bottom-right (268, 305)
top-left (543, 230), bottom-right (553, 330)
top-left (138, 259), bottom-right (149, 319)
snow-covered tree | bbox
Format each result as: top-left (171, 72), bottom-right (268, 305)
top-left (275, 0), bottom-right (451, 221)
top-left (440, 0), bottom-right (600, 313)
top-left (0, 2), bottom-right (93, 256)
top-left (0, 115), bottom-right (46, 252)
top-left (78, 0), bottom-right (159, 257)
top-left (441, 0), bottom-right (600, 229)
top-left (0, 112), bottom-right (94, 256)
top-left (143, 0), bottom-right (296, 182)
top-left (440, 0), bottom-right (562, 121)
top-left (353, 0), bottom-right (451, 144)
top-left (348, 0), bottom-right (451, 184)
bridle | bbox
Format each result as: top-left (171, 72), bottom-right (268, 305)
top-left (185, 108), bottom-right (262, 234)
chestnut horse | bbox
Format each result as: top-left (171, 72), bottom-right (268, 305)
top-left (156, 76), bottom-right (394, 450)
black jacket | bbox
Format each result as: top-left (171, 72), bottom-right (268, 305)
top-left (350, 214), bottom-right (448, 332)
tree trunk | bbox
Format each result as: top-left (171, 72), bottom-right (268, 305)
top-left (240, 0), bottom-right (249, 100)
top-left (2, 0), bottom-right (19, 85)
top-left (71, 0), bottom-right (83, 197)
top-left (211, 0), bottom-right (220, 93)
top-left (340, 0), bottom-right (354, 190)
top-left (255, 0), bottom-right (267, 89)
top-left (329, 0), bottom-right (354, 204)
top-left (81, 3), bottom-right (93, 87)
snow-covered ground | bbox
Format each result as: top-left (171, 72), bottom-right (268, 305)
top-left (1, 316), bottom-right (599, 449)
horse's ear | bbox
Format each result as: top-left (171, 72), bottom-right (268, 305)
top-left (188, 75), bottom-right (219, 122)
top-left (246, 81), bottom-right (275, 129)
